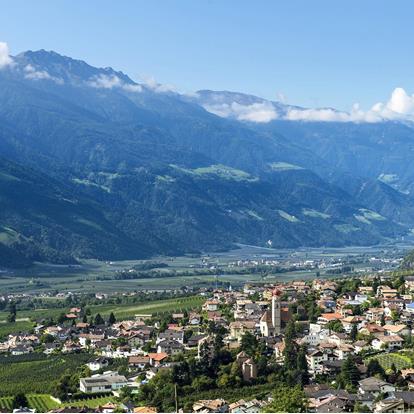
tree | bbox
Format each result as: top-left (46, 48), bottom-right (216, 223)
top-left (57, 312), bottom-right (66, 324)
top-left (240, 332), bottom-right (258, 357)
top-left (262, 385), bottom-right (307, 413)
top-left (380, 313), bottom-right (386, 326)
top-left (108, 312), bottom-right (116, 325)
top-left (350, 323), bottom-right (358, 341)
top-left (367, 359), bottom-right (385, 379)
top-left (283, 320), bottom-right (297, 371)
top-left (340, 356), bottom-right (360, 391)
top-left (12, 393), bottom-right (28, 409)
top-left (327, 319), bottom-right (345, 333)
top-left (296, 346), bottom-right (310, 385)
top-left (94, 313), bottom-right (105, 325)
top-left (191, 375), bottom-right (214, 391)
top-left (7, 301), bottom-right (16, 323)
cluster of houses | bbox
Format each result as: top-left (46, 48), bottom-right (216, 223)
top-left (6, 274), bottom-right (414, 412)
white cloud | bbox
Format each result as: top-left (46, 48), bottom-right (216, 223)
top-left (24, 64), bottom-right (63, 84)
top-left (0, 42), bottom-right (14, 69)
top-left (203, 101), bottom-right (278, 123)
top-left (87, 74), bottom-right (142, 92)
top-left (142, 75), bottom-right (177, 93)
top-left (201, 87), bottom-right (414, 124)
top-left (285, 88), bottom-right (414, 123)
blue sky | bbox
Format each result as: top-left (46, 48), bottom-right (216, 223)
top-left (1, 0), bottom-right (414, 110)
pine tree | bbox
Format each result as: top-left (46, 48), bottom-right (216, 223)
top-left (296, 346), bottom-right (310, 385)
top-left (283, 320), bottom-right (298, 371)
top-left (340, 355), bottom-right (360, 390)
top-left (367, 359), bottom-right (385, 378)
top-left (94, 313), bottom-right (105, 325)
top-left (350, 323), bottom-right (358, 341)
top-left (108, 312), bottom-right (116, 325)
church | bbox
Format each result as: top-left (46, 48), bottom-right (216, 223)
top-left (259, 288), bottom-right (281, 337)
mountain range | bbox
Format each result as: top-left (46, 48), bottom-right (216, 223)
top-left (0, 49), bottom-right (413, 267)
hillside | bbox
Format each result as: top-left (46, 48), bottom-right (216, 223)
top-left (0, 49), bottom-right (411, 267)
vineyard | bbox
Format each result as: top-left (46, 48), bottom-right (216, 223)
top-left (0, 295), bottom-right (204, 324)
top-left (64, 395), bottom-right (115, 408)
top-left (0, 395), bottom-right (59, 412)
top-left (0, 320), bottom-right (34, 339)
top-left (0, 353), bottom-right (93, 396)
top-left (366, 352), bottom-right (413, 371)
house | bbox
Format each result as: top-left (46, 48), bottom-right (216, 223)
top-left (187, 334), bottom-right (207, 348)
top-left (147, 352), bottom-right (168, 367)
top-left (193, 399), bottom-right (228, 413)
top-left (228, 399), bottom-right (264, 413)
top-left (87, 357), bottom-right (110, 372)
top-left (11, 345), bottom-right (33, 355)
top-left (157, 329), bottom-right (184, 344)
top-left (383, 324), bottom-right (410, 337)
top-left (372, 334), bottom-right (403, 350)
top-left (203, 300), bottom-right (220, 312)
top-left (306, 350), bottom-right (329, 375)
top-left (358, 377), bottom-right (395, 397)
top-left (79, 372), bottom-right (128, 393)
top-left (127, 334), bottom-right (146, 348)
top-left (394, 391), bottom-right (414, 411)
top-left (44, 342), bottom-right (60, 355)
top-left (133, 407), bottom-right (157, 413)
top-left (188, 313), bottom-right (201, 325)
top-left (229, 321), bottom-right (256, 340)
top-left (353, 340), bottom-right (369, 354)
top-left (334, 344), bottom-right (354, 360)
top-left (365, 308), bottom-right (384, 322)
top-left (374, 397), bottom-right (405, 413)
top-left (128, 356), bottom-right (150, 370)
top-left (156, 339), bottom-right (184, 355)
top-left (317, 313), bottom-right (342, 326)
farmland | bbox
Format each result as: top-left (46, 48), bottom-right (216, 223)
top-left (366, 352), bottom-right (413, 371)
top-left (0, 353), bottom-right (93, 396)
top-left (0, 320), bottom-right (34, 339)
top-left (0, 394), bottom-right (112, 411)
top-left (0, 243), bottom-right (409, 296)
top-left (0, 295), bottom-right (205, 324)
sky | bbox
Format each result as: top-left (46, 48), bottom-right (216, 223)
top-left (1, 1), bottom-right (414, 111)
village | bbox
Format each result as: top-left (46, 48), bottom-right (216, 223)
top-left (3, 271), bottom-right (414, 412)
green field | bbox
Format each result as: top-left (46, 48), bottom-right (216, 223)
top-left (0, 353), bottom-right (93, 396)
top-left (366, 352), bottom-right (413, 371)
top-left (0, 295), bottom-right (205, 324)
top-left (0, 396), bottom-right (13, 411)
top-left (0, 320), bottom-right (34, 338)
top-left (64, 395), bottom-right (115, 408)
top-left (0, 394), bottom-right (59, 412)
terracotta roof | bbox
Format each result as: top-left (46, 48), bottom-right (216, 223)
top-left (148, 352), bottom-right (168, 361)
top-left (134, 407), bottom-right (157, 413)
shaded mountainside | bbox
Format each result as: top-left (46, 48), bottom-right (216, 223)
top-left (0, 158), bottom-right (162, 267)
top-left (0, 50), bottom-right (411, 266)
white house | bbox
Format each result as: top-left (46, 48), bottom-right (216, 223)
top-left (79, 372), bottom-right (127, 393)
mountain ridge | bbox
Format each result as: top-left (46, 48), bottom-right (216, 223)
top-left (0, 49), bottom-right (412, 267)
